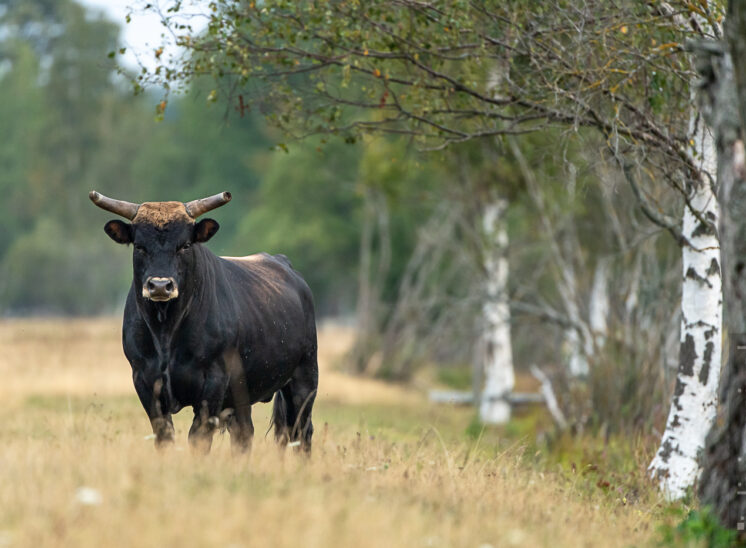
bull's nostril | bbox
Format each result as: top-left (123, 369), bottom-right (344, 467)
top-left (144, 277), bottom-right (177, 300)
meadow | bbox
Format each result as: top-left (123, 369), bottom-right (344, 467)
top-left (0, 319), bottom-right (671, 547)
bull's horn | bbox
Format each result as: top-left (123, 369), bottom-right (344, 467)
top-left (89, 191), bottom-right (140, 220)
top-left (184, 191), bottom-right (232, 218)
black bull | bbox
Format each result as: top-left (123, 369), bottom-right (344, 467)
top-left (90, 190), bottom-right (318, 453)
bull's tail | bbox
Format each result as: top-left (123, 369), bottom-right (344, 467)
top-left (271, 390), bottom-right (289, 444)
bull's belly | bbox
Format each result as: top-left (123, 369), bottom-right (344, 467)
top-left (224, 357), bottom-right (299, 407)
top-left (166, 355), bottom-right (299, 413)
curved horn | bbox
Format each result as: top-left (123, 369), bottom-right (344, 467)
top-left (184, 191), bottom-right (232, 218)
top-left (89, 191), bottom-right (140, 220)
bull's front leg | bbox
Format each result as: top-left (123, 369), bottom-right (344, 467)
top-left (133, 367), bottom-right (175, 449)
top-left (188, 362), bottom-right (229, 455)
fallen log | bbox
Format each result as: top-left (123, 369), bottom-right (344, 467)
top-left (428, 390), bottom-right (544, 405)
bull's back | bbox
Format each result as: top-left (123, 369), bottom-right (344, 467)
top-left (218, 252), bottom-right (316, 346)
top-left (221, 252), bottom-right (293, 277)
top-left (220, 253), bottom-right (310, 307)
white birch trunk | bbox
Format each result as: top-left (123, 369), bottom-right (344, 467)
top-left (558, 167), bottom-right (593, 377)
top-left (559, 257), bottom-right (591, 377)
top-left (564, 321), bottom-right (589, 376)
top-left (588, 258), bottom-right (610, 352)
top-left (507, 137), bottom-right (593, 379)
top-left (563, 258), bottom-right (609, 378)
top-left (649, 116), bottom-right (723, 500)
top-left (479, 199), bottom-right (515, 424)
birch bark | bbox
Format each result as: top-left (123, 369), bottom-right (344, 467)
top-left (588, 258), bottom-right (609, 351)
top-left (479, 199), bottom-right (515, 424)
top-left (697, 11), bottom-right (746, 526)
top-left (649, 115), bottom-right (722, 500)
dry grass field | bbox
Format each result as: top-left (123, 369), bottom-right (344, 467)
top-left (0, 319), bottom-right (669, 547)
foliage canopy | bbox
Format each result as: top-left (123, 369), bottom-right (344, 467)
top-left (142, 0), bottom-right (719, 160)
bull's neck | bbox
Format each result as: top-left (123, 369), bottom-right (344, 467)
top-left (137, 244), bottom-right (219, 359)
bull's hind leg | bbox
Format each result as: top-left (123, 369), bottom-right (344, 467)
top-left (271, 389), bottom-right (291, 447)
top-left (274, 352), bottom-right (318, 454)
top-left (225, 351), bottom-right (255, 455)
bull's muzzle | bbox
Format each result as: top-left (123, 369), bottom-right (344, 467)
top-left (143, 277), bottom-right (179, 302)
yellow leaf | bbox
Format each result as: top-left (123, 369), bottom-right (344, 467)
top-left (620, 25), bottom-right (628, 34)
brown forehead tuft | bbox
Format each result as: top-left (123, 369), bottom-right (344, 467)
top-left (132, 202), bottom-right (194, 228)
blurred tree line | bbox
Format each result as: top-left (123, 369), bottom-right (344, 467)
top-left (0, 0), bottom-right (432, 316)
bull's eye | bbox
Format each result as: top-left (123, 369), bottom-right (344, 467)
top-left (178, 242), bottom-right (191, 253)
top-left (134, 245), bottom-right (146, 254)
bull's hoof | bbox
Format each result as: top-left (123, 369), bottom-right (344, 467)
top-left (287, 440), bottom-right (312, 458)
top-left (188, 434), bottom-right (213, 456)
top-left (154, 434), bottom-right (175, 451)
top-left (229, 432), bottom-right (253, 456)
top-left (151, 417), bottom-right (175, 450)
top-left (188, 417), bottom-right (218, 455)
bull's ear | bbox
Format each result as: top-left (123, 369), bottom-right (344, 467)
top-left (104, 220), bottom-right (132, 244)
top-left (194, 218), bottom-right (220, 243)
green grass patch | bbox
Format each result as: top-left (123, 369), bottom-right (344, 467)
top-left (657, 506), bottom-right (744, 548)
top-left (435, 366), bottom-right (473, 390)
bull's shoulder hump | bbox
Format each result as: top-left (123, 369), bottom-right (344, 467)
top-left (221, 253), bottom-right (269, 264)
top-left (221, 252), bottom-right (293, 269)
top-left (219, 253), bottom-right (314, 314)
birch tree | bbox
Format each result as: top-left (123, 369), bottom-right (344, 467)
top-left (648, 112), bottom-right (722, 499)
top-left (694, 0), bottom-right (746, 528)
top-left (588, 258), bottom-right (610, 353)
top-left (645, 6), bottom-right (724, 498)
top-left (479, 198), bottom-right (514, 423)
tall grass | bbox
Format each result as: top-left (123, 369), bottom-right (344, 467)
top-left (0, 319), bottom-right (667, 547)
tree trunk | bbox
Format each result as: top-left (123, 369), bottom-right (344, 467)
top-left (508, 137), bottom-right (592, 379)
top-left (352, 190), bottom-right (391, 374)
top-left (588, 257), bottom-right (610, 353)
top-left (562, 256), bottom-right (590, 378)
top-left (479, 199), bottom-right (515, 424)
top-left (649, 114), bottom-right (722, 499)
top-left (696, 12), bottom-right (746, 527)
top-left (699, 115), bottom-right (746, 530)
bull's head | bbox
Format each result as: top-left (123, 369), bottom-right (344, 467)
top-left (89, 191), bottom-right (231, 302)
